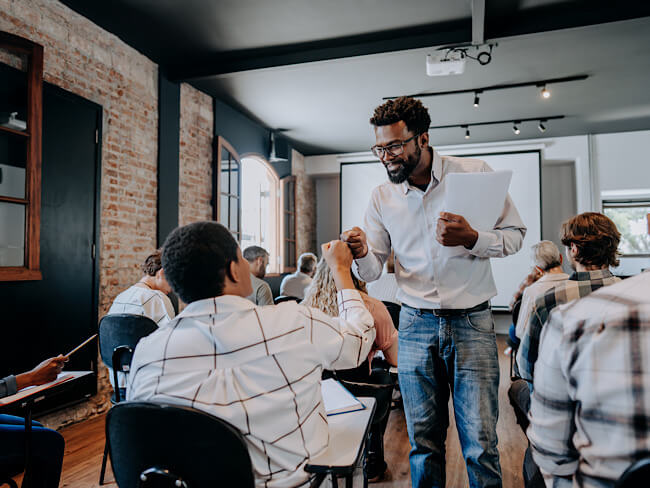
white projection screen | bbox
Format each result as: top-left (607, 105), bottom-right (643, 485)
top-left (340, 151), bottom-right (541, 309)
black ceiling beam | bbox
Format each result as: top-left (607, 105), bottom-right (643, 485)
top-left (167, 19), bottom-right (472, 81)
top-left (430, 115), bottom-right (565, 130)
top-left (385, 74), bottom-right (589, 100)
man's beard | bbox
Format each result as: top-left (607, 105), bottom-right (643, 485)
top-left (384, 145), bottom-right (421, 184)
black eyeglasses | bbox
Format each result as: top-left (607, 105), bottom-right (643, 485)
top-left (371, 134), bottom-right (419, 159)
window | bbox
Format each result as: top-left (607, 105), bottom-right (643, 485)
top-left (213, 136), bottom-right (241, 241)
top-left (281, 176), bottom-right (297, 272)
top-left (603, 201), bottom-right (650, 256)
top-left (0, 32), bottom-right (43, 281)
top-left (241, 156), bottom-right (280, 273)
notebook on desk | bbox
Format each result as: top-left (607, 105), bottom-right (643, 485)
top-left (321, 378), bottom-right (365, 416)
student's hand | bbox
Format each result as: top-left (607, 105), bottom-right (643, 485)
top-left (322, 240), bottom-right (353, 271)
top-left (16, 355), bottom-right (68, 390)
top-left (340, 227), bottom-right (368, 259)
top-left (436, 212), bottom-right (479, 249)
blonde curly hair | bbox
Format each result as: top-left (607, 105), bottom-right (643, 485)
top-left (302, 258), bottom-right (366, 317)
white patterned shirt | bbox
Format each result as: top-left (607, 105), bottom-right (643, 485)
top-left (107, 283), bottom-right (175, 387)
top-left (127, 289), bottom-right (375, 488)
top-left (529, 271), bottom-right (650, 487)
top-left (354, 149), bottom-right (526, 309)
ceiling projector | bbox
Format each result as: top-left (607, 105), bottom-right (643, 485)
top-left (426, 53), bottom-right (466, 76)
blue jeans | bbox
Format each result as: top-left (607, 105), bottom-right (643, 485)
top-left (398, 305), bottom-right (502, 488)
top-left (0, 414), bottom-right (65, 486)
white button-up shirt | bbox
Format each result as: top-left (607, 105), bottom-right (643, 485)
top-left (515, 272), bottom-right (569, 339)
top-left (354, 149), bottom-right (526, 309)
top-left (127, 289), bottom-right (375, 488)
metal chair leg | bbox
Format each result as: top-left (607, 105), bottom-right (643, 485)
top-left (99, 439), bottom-right (109, 484)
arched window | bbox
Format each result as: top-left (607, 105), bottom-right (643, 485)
top-left (241, 155), bottom-right (281, 273)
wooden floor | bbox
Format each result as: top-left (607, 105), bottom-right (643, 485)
top-left (16, 337), bottom-right (526, 488)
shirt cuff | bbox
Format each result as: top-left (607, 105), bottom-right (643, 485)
top-left (3, 375), bottom-right (17, 396)
top-left (468, 230), bottom-right (490, 256)
top-left (353, 253), bottom-right (376, 278)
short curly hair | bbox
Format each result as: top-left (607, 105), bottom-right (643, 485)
top-left (370, 96), bottom-right (431, 136)
top-left (141, 250), bottom-right (163, 276)
top-left (162, 221), bottom-right (239, 304)
top-left (560, 212), bottom-right (621, 268)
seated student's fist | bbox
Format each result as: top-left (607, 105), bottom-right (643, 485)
top-left (29, 355), bottom-right (68, 386)
top-left (340, 227), bottom-right (368, 259)
top-left (322, 240), bottom-right (354, 270)
top-left (436, 212), bottom-right (479, 249)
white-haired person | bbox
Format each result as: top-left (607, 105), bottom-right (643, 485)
top-left (280, 252), bottom-right (317, 300)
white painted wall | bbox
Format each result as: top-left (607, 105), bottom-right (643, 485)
top-left (592, 130), bottom-right (650, 193)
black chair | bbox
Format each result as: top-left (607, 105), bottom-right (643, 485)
top-left (616, 457), bottom-right (650, 488)
top-left (106, 402), bottom-right (255, 488)
top-left (274, 295), bottom-right (300, 304)
top-left (98, 314), bottom-right (158, 484)
top-left (508, 298), bottom-right (522, 379)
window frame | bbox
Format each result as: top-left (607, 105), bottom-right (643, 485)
top-left (602, 199), bottom-right (650, 258)
top-left (281, 175), bottom-right (297, 273)
top-left (0, 32), bottom-right (43, 281)
top-left (213, 135), bottom-right (242, 242)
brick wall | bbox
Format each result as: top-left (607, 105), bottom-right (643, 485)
top-left (0, 0), bottom-right (158, 428)
top-left (179, 83), bottom-right (214, 226)
top-left (292, 149), bottom-right (317, 255)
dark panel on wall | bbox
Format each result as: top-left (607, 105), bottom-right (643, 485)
top-left (157, 73), bottom-right (180, 246)
top-left (213, 98), bottom-right (292, 178)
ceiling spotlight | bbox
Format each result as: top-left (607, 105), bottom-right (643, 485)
top-left (512, 122), bottom-right (520, 135)
top-left (541, 85), bottom-right (551, 99)
top-left (538, 120), bottom-right (547, 133)
top-left (473, 92), bottom-right (480, 108)
top-left (463, 126), bottom-right (470, 139)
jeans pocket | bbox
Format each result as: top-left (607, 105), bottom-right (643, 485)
top-left (398, 307), bottom-right (418, 333)
top-left (465, 308), bottom-right (494, 334)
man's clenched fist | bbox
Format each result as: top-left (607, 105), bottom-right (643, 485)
top-left (340, 226), bottom-right (368, 259)
top-left (436, 212), bottom-right (479, 249)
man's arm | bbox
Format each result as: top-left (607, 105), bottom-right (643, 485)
top-left (257, 281), bottom-right (274, 306)
top-left (528, 308), bottom-right (578, 484)
top-left (516, 293), bottom-right (553, 382)
top-left (303, 241), bottom-right (376, 370)
top-left (341, 191), bottom-right (389, 283)
top-left (0, 356), bottom-right (68, 398)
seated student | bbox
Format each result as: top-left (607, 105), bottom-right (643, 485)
top-left (243, 245), bottom-right (274, 306)
top-left (280, 252), bottom-right (317, 300)
top-left (516, 212), bottom-right (621, 384)
top-left (128, 222), bottom-right (375, 488)
top-left (0, 355), bottom-right (67, 487)
top-left (514, 240), bottom-right (569, 342)
top-left (302, 258), bottom-right (397, 481)
top-left (107, 249), bottom-right (175, 388)
top-left (529, 270), bottom-right (650, 487)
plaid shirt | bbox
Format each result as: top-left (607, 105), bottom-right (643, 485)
top-left (516, 269), bottom-right (619, 382)
top-left (128, 289), bottom-right (374, 488)
top-left (528, 271), bottom-right (650, 487)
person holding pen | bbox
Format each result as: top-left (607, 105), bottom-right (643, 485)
top-left (341, 96), bottom-right (526, 488)
top-left (0, 355), bottom-right (67, 487)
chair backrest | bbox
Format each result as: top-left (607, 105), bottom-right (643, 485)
top-left (512, 298), bottom-right (522, 327)
top-left (616, 457), bottom-right (650, 488)
top-left (274, 295), bottom-right (300, 304)
top-left (98, 314), bottom-right (158, 370)
top-left (106, 402), bottom-right (255, 488)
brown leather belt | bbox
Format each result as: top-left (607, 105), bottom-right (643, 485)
top-left (409, 300), bottom-right (490, 317)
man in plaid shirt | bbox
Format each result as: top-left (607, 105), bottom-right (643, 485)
top-left (529, 270), bottom-right (650, 487)
top-left (516, 212), bottom-right (621, 383)
top-left (128, 222), bottom-right (376, 488)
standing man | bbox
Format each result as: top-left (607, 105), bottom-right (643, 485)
top-left (243, 245), bottom-right (274, 306)
top-left (341, 96), bottom-right (526, 488)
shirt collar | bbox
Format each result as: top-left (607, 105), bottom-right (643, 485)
top-left (177, 294), bottom-right (256, 320)
top-left (401, 147), bottom-right (441, 195)
top-left (568, 268), bottom-right (614, 282)
top-left (538, 272), bottom-right (569, 283)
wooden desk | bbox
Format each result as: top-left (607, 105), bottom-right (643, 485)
top-left (306, 397), bottom-right (376, 488)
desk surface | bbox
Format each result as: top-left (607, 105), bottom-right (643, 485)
top-left (305, 397), bottom-right (376, 474)
top-left (0, 371), bottom-right (93, 409)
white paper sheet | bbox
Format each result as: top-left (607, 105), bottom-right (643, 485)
top-left (439, 170), bottom-right (513, 257)
top-left (320, 378), bottom-right (364, 416)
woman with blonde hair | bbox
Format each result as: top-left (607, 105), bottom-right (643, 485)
top-left (303, 258), bottom-right (398, 366)
top-left (303, 257), bottom-right (398, 481)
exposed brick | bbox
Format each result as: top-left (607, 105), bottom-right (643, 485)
top-left (292, 149), bottom-right (317, 256)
